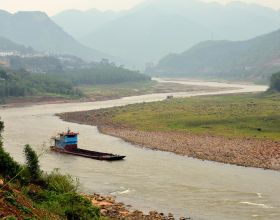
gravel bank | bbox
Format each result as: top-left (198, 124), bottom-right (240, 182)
top-left (85, 194), bottom-right (190, 220)
top-left (58, 111), bottom-right (280, 171)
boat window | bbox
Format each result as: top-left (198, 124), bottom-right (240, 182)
top-left (67, 135), bottom-right (76, 138)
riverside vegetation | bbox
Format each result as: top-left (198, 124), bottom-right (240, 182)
top-left (0, 119), bottom-right (188, 220)
top-left (0, 120), bottom-right (105, 219)
top-left (0, 64), bottom-right (150, 103)
top-left (58, 72), bottom-right (280, 170)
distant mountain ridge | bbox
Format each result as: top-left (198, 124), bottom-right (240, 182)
top-left (52, 0), bottom-right (280, 68)
top-left (151, 29), bottom-right (280, 83)
top-left (52, 9), bottom-right (121, 39)
top-left (0, 10), bottom-right (111, 61)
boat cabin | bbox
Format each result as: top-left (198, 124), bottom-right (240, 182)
top-left (54, 129), bottom-right (79, 151)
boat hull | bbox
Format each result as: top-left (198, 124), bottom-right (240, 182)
top-left (50, 146), bottom-right (126, 161)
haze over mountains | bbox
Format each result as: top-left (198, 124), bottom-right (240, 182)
top-left (0, 10), bottom-right (110, 61)
top-left (0, 0), bottom-right (280, 83)
top-left (53, 0), bottom-right (280, 68)
top-left (53, 9), bottom-right (121, 39)
top-left (151, 29), bottom-right (280, 82)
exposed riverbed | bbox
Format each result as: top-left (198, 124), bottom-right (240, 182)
top-left (1, 79), bottom-right (279, 220)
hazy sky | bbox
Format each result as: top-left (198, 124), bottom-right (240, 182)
top-left (0, 0), bottom-right (279, 15)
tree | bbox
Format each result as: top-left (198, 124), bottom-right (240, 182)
top-left (0, 69), bottom-right (9, 81)
top-left (270, 71), bottom-right (280, 92)
top-left (24, 144), bottom-right (41, 181)
top-left (0, 120), bottom-right (22, 179)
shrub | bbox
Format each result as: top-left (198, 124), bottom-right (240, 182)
top-left (64, 193), bottom-right (101, 220)
top-left (45, 169), bottom-right (79, 194)
top-left (0, 146), bottom-right (22, 180)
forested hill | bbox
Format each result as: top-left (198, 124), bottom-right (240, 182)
top-left (0, 10), bottom-right (110, 61)
top-left (151, 28), bottom-right (280, 83)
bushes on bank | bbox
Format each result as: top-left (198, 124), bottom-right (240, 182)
top-left (0, 146), bottom-right (22, 180)
top-left (0, 119), bottom-right (22, 180)
top-left (0, 119), bottom-right (102, 219)
top-left (44, 168), bottom-right (78, 194)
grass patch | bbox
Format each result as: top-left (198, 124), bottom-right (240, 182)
top-left (78, 81), bottom-right (156, 98)
top-left (107, 92), bottom-right (280, 140)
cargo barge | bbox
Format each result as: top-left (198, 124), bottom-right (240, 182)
top-left (50, 130), bottom-right (126, 161)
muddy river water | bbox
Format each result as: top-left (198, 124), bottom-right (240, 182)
top-left (1, 79), bottom-right (279, 220)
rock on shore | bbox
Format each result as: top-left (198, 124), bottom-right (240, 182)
top-left (86, 194), bottom-right (190, 220)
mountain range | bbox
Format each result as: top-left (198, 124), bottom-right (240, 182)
top-left (150, 29), bottom-right (280, 82)
top-left (0, 10), bottom-right (110, 61)
top-left (52, 0), bottom-right (280, 68)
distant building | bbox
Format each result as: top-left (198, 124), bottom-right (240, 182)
top-left (0, 51), bottom-right (20, 57)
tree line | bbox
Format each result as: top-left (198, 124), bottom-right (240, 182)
top-left (0, 64), bottom-right (151, 99)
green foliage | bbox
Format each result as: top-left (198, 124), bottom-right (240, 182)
top-left (270, 71), bottom-right (280, 92)
top-left (0, 66), bottom-right (150, 99)
top-left (0, 121), bottom-right (22, 180)
top-left (101, 93), bottom-right (280, 140)
top-left (36, 191), bottom-right (100, 220)
top-left (0, 118), bottom-right (102, 220)
top-left (64, 193), bottom-right (101, 220)
top-left (24, 145), bottom-right (41, 181)
top-left (44, 169), bottom-right (78, 194)
top-left (0, 147), bottom-right (22, 179)
top-left (0, 69), bottom-right (82, 98)
top-left (63, 65), bottom-right (151, 86)
top-left (30, 169), bottom-right (101, 219)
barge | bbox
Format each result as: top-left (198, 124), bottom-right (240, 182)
top-left (50, 130), bottom-right (125, 161)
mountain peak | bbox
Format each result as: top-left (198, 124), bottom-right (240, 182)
top-left (0, 10), bottom-right (111, 61)
top-left (14, 11), bottom-right (49, 21)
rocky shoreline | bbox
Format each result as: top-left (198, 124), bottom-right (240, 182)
top-left (85, 193), bottom-right (190, 220)
top-left (58, 110), bottom-right (280, 171)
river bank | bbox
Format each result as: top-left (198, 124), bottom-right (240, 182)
top-left (86, 193), bottom-right (190, 220)
top-left (58, 93), bottom-right (280, 171)
top-left (1, 81), bottom-right (227, 108)
top-left (0, 177), bottom-right (189, 220)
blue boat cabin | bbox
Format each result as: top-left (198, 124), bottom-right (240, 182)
top-left (55, 130), bottom-right (79, 151)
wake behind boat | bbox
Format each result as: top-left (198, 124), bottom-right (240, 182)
top-left (50, 130), bottom-right (126, 161)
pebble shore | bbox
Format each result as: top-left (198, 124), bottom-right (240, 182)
top-left (58, 110), bottom-right (280, 171)
top-left (85, 194), bottom-right (190, 220)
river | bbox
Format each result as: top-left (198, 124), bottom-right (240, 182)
top-left (1, 79), bottom-right (279, 220)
